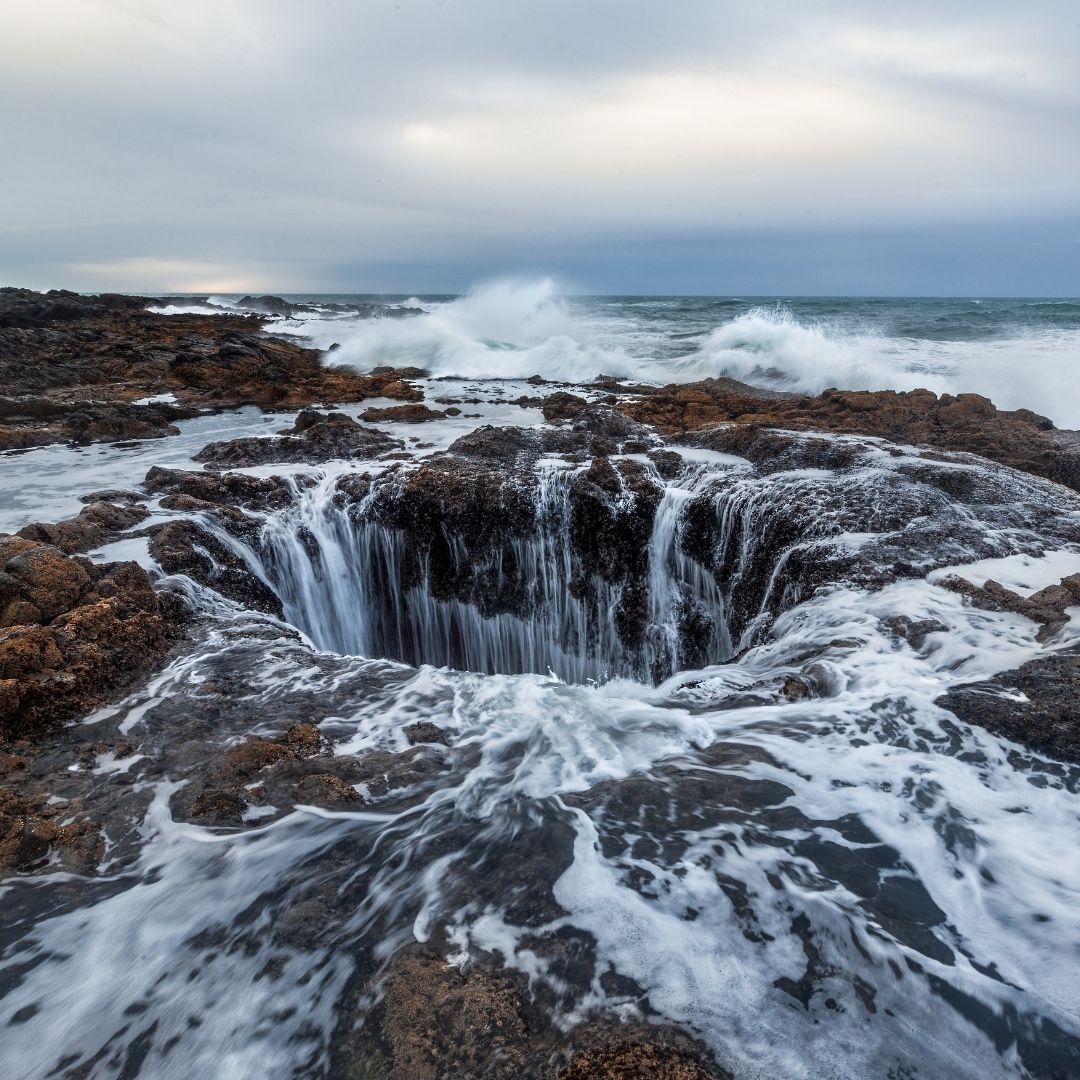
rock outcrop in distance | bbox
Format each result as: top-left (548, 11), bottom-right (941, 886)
top-left (0, 287), bottom-right (424, 450)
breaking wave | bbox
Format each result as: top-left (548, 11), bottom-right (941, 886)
top-left (268, 279), bottom-right (1080, 426)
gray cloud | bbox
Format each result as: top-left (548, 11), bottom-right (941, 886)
top-left (2, 0), bottom-right (1078, 293)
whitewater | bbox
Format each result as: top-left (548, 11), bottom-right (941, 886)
top-left (224, 280), bottom-right (1080, 428)
top-left (2, 282), bottom-right (1080, 1079)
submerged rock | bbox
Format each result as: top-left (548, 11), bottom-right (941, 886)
top-left (334, 949), bottom-right (726, 1080)
top-left (0, 787), bottom-right (104, 873)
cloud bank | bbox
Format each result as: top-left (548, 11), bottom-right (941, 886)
top-left (2, 0), bottom-right (1078, 293)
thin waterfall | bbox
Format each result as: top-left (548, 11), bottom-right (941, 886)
top-left (207, 456), bottom-right (827, 682)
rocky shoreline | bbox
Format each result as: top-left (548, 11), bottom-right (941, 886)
top-left (3, 288), bottom-right (1080, 1078)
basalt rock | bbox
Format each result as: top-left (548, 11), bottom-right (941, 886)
top-left (359, 403), bottom-right (447, 423)
top-left (231, 295), bottom-right (423, 319)
top-left (0, 535), bottom-right (176, 740)
top-left (622, 382), bottom-right (1080, 494)
top-left (334, 948), bottom-right (727, 1080)
top-left (0, 787), bottom-right (104, 873)
top-left (146, 518), bottom-right (283, 615)
top-left (556, 1044), bottom-right (726, 1080)
top-left (142, 465), bottom-right (298, 511)
top-left (937, 646), bottom-right (1080, 763)
top-left (937, 573), bottom-right (1080, 642)
top-left (176, 729), bottom-right (449, 826)
top-left (17, 498), bottom-right (150, 554)
top-left (193, 410), bottom-right (402, 469)
top-left (0, 288), bottom-right (424, 450)
top-left (0, 396), bottom-right (200, 450)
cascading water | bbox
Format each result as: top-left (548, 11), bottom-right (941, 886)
top-left (249, 460), bottom-right (739, 682)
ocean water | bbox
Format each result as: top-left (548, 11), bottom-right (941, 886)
top-left (180, 280), bottom-right (1080, 427)
top-left (3, 284), bottom-right (1080, 1079)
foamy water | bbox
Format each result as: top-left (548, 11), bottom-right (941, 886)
top-left (3, 288), bottom-right (1080, 1078)
top-left (258, 280), bottom-right (1080, 426)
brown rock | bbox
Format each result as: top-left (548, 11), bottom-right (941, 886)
top-left (0, 788), bottom-right (104, 873)
top-left (619, 379), bottom-right (1080, 493)
top-left (359, 403), bottom-right (446, 423)
top-left (222, 737), bottom-right (297, 777)
top-left (293, 773), bottom-right (363, 805)
top-left (403, 720), bottom-right (450, 746)
top-left (285, 722), bottom-right (327, 757)
top-left (0, 538), bottom-right (176, 741)
top-left (557, 1044), bottom-right (724, 1080)
top-left (372, 954), bottom-right (528, 1080)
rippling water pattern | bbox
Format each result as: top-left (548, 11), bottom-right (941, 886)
top-left (2, 286), bottom-right (1080, 1079)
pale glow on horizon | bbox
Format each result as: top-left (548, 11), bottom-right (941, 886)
top-left (64, 257), bottom-right (291, 294)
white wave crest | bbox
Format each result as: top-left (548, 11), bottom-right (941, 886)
top-left (269, 278), bottom-right (1080, 427)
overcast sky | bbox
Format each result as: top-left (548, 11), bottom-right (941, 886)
top-left (2, 0), bottom-right (1078, 295)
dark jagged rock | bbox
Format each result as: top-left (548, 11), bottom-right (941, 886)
top-left (937, 573), bottom-right (1080, 642)
top-left (403, 720), bottom-right (450, 746)
top-left (0, 396), bottom-right (200, 449)
top-left (0, 287), bottom-right (424, 450)
top-left (146, 517), bottom-right (283, 616)
top-left (621, 381), bottom-right (1080, 494)
top-left (0, 535), bottom-right (177, 741)
top-left (142, 465), bottom-right (298, 510)
top-left (233, 294), bottom-right (317, 317)
top-left (938, 647), bottom-right (1080, 763)
top-left (193, 410), bottom-right (402, 468)
top-left (17, 498), bottom-right (150, 554)
top-left (231, 295), bottom-right (424, 319)
top-left (359, 403), bottom-right (447, 423)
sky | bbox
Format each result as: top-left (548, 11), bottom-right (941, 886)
top-left (1, 0), bottom-right (1078, 296)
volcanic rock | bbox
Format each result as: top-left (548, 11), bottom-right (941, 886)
top-left (193, 410), bottom-right (402, 468)
top-left (938, 647), bottom-right (1080, 763)
top-left (0, 288), bottom-right (425, 450)
top-left (0, 535), bottom-right (175, 740)
top-left (17, 498), bottom-right (150, 554)
top-left (359, 403), bottom-right (447, 423)
top-left (621, 381), bottom-right (1080, 493)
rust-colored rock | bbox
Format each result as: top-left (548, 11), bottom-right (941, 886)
top-left (619, 380), bottom-right (1080, 493)
top-left (285, 722), bottom-right (327, 757)
top-left (222, 736), bottom-right (298, 777)
top-left (557, 1043), bottom-right (724, 1080)
top-left (293, 773), bottom-right (363, 805)
top-left (0, 536), bottom-right (175, 740)
top-left (0, 787), bottom-right (104, 872)
top-left (359, 403), bottom-right (446, 423)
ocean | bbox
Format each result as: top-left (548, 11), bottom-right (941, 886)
top-left (160, 282), bottom-right (1080, 426)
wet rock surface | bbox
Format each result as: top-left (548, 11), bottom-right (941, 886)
top-left (194, 409), bottom-right (403, 468)
top-left (359, 402), bottom-right (447, 423)
top-left (17, 496), bottom-right (150, 554)
top-left (938, 646), bottom-right (1080, 762)
top-left (0, 287), bottom-right (424, 450)
top-left (7, 297), bottom-right (1080, 1077)
top-left (0, 535), bottom-right (179, 741)
top-left (620, 380), bottom-right (1080, 493)
top-left (333, 948), bottom-right (726, 1080)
